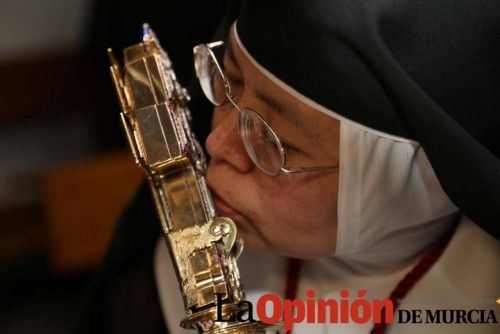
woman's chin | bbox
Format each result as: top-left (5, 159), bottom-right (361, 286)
top-left (238, 233), bottom-right (270, 253)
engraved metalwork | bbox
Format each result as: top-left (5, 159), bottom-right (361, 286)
top-left (108, 24), bottom-right (283, 333)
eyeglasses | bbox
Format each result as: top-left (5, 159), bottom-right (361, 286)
top-left (193, 41), bottom-right (338, 176)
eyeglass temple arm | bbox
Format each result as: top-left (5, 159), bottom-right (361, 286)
top-left (192, 41), bottom-right (223, 56)
top-left (207, 41), bottom-right (224, 48)
top-left (281, 165), bottom-right (339, 174)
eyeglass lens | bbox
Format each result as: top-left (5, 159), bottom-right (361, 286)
top-left (240, 110), bottom-right (284, 175)
top-left (197, 44), bottom-right (285, 175)
top-left (196, 45), bottom-right (227, 105)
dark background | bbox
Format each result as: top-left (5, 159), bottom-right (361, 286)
top-left (0, 0), bottom-right (223, 332)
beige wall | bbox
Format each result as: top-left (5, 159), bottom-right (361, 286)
top-left (0, 0), bottom-right (92, 60)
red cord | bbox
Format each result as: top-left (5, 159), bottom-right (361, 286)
top-left (282, 227), bottom-right (455, 334)
top-left (370, 227), bottom-right (456, 334)
top-left (284, 258), bottom-right (302, 334)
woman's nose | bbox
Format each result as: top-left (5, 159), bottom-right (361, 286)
top-left (205, 107), bottom-right (254, 173)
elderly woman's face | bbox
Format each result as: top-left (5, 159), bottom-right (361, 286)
top-left (205, 30), bottom-right (340, 259)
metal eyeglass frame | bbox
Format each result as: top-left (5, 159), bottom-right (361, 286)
top-left (193, 41), bottom-right (339, 176)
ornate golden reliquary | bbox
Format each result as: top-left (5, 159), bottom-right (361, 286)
top-left (108, 24), bottom-right (283, 334)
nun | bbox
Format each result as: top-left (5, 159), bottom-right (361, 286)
top-left (79, 1), bottom-right (499, 333)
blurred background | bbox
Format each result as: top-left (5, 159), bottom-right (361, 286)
top-left (0, 0), bottom-right (223, 333)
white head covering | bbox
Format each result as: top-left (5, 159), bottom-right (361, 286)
top-left (233, 24), bottom-right (459, 268)
top-left (336, 121), bottom-right (459, 268)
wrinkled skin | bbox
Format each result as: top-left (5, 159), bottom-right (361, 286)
top-left (205, 29), bottom-right (341, 259)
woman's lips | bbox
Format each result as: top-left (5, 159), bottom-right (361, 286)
top-left (210, 187), bottom-right (257, 237)
top-left (212, 191), bottom-right (239, 217)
